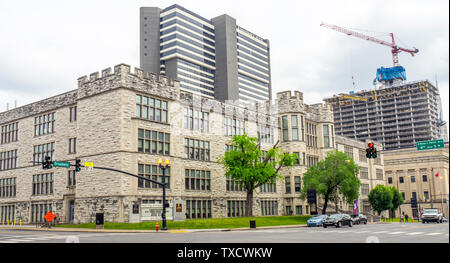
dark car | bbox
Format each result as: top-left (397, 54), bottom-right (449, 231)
top-left (351, 214), bottom-right (367, 225)
top-left (323, 214), bottom-right (353, 228)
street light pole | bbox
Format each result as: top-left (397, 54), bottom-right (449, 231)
top-left (158, 158), bottom-right (170, 231)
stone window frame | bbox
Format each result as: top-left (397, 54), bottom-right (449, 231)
top-left (260, 200), bottom-right (278, 216)
top-left (294, 176), bottom-right (301, 192)
top-left (67, 170), bottom-right (76, 187)
top-left (1, 122), bottom-right (19, 144)
top-left (224, 116), bottom-right (245, 136)
top-left (291, 115), bottom-right (299, 141)
top-left (260, 181), bottom-right (277, 193)
top-left (0, 177), bottom-right (16, 198)
top-left (226, 175), bottom-right (246, 192)
top-left (184, 138), bottom-right (210, 161)
top-left (32, 173), bottom-right (54, 196)
top-left (135, 94), bottom-right (168, 123)
top-left (68, 138), bottom-right (76, 154)
top-left (33, 142), bottom-right (55, 166)
top-left (257, 123), bottom-right (274, 144)
top-left (185, 199), bottom-right (211, 219)
top-left (0, 149), bottom-right (18, 171)
top-left (137, 163), bottom-right (170, 189)
top-left (34, 112), bottom-right (55, 137)
top-left (69, 106), bottom-right (77, 122)
top-left (183, 107), bottom-right (209, 133)
top-left (138, 129), bottom-right (170, 156)
top-left (227, 200), bottom-right (246, 217)
top-left (185, 169), bottom-right (211, 191)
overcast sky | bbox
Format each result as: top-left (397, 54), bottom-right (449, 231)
top-left (0, 0), bottom-right (448, 125)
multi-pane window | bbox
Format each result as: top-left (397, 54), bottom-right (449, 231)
top-left (260, 200), bottom-right (278, 216)
top-left (69, 106), bottom-right (77, 122)
top-left (285, 177), bottom-right (291, 193)
top-left (0, 178), bottom-right (16, 198)
top-left (226, 175), bottom-right (245, 192)
top-left (34, 112), bottom-right (55, 136)
top-left (361, 184), bottom-right (369, 195)
top-left (293, 152), bottom-right (300, 165)
top-left (281, 116), bottom-right (288, 141)
top-left (410, 176), bottom-right (416, 183)
top-left (291, 115), bottom-right (299, 141)
top-left (300, 116), bottom-right (305, 141)
top-left (388, 177), bottom-right (393, 184)
top-left (69, 138), bottom-right (76, 154)
top-left (183, 108), bottom-right (209, 132)
top-left (376, 169), bottom-right (384, 180)
top-left (227, 200), bottom-right (246, 217)
top-left (137, 164), bottom-right (170, 189)
top-left (260, 181), bottom-right (276, 193)
top-left (184, 138), bottom-right (210, 161)
top-left (323, 125), bottom-right (330, 148)
top-left (257, 125), bottom-right (274, 144)
top-left (30, 203), bottom-right (52, 223)
top-left (224, 117), bottom-right (245, 136)
top-left (33, 142), bottom-right (55, 166)
top-left (422, 175), bottom-right (428, 182)
top-left (1, 122), bottom-right (18, 144)
top-left (138, 129), bottom-right (170, 155)
top-left (185, 169), bottom-right (211, 191)
top-left (294, 176), bottom-right (301, 192)
top-left (359, 149), bottom-right (367, 162)
top-left (360, 167), bottom-right (369, 179)
top-left (1, 205), bottom-right (15, 223)
top-left (136, 94), bottom-right (168, 123)
top-left (306, 122), bottom-right (317, 147)
top-left (344, 146), bottom-right (353, 159)
top-left (225, 144), bottom-right (237, 152)
top-left (399, 176), bottom-right (404, 183)
top-left (185, 199), bottom-right (211, 219)
top-left (68, 170), bottom-right (76, 187)
top-left (306, 155), bottom-right (319, 168)
top-left (0, 150), bottom-right (18, 171)
top-left (32, 173), bottom-right (54, 195)
top-left (296, 205), bottom-right (303, 215)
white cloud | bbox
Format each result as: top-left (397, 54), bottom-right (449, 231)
top-left (0, 0), bottom-right (448, 127)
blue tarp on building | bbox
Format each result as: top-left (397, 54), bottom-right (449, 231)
top-left (375, 66), bottom-right (406, 82)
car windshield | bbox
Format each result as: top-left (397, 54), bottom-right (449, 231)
top-left (313, 215), bottom-right (326, 219)
top-left (351, 215), bottom-right (358, 218)
top-left (328, 214), bottom-right (341, 219)
top-left (423, 209), bottom-right (438, 214)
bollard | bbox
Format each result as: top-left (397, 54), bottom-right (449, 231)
top-left (20, 219), bottom-right (22, 226)
top-left (155, 222), bottom-right (159, 232)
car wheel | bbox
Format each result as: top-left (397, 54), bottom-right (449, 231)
top-left (364, 221), bottom-right (367, 224)
top-left (422, 221), bottom-right (425, 224)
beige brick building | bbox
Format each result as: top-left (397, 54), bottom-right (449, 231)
top-left (384, 144), bottom-right (449, 218)
top-left (0, 63), bottom-right (385, 224)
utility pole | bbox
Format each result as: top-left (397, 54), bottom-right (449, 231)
top-left (158, 158), bottom-right (170, 231)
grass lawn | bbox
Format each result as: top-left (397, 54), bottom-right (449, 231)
top-left (55, 215), bottom-right (313, 230)
top-left (381, 218), bottom-right (419, 223)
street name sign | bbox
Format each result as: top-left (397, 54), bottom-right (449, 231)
top-left (416, 139), bottom-right (444, 151)
top-left (53, 161), bottom-right (70, 168)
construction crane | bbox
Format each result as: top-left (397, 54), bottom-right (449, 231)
top-left (320, 22), bottom-right (419, 67)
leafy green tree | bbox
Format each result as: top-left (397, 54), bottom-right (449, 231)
top-left (368, 185), bottom-right (393, 215)
top-left (389, 186), bottom-right (404, 218)
top-left (300, 150), bottom-right (361, 215)
top-left (218, 134), bottom-right (298, 217)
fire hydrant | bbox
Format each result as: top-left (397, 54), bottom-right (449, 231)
top-left (155, 222), bottom-right (159, 232)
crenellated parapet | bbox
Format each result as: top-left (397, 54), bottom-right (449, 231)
top-left (77, 63), bottom-right (180, 101)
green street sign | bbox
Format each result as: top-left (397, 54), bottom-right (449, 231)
top-left (53, 161), bottom-right (71, 168)
top-left (416, 139), bottom-right (444, 151)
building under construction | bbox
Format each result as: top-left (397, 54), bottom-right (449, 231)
top-left (324, 80), bottom-right (446, 150)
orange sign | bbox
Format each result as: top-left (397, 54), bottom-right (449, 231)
top-left (44, 211), bottom-right (56, 222)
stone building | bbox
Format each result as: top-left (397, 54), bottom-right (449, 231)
top-left (0, 63), bottom-right (384, 224)
top-left (384, 143), bottom-right (449, 218)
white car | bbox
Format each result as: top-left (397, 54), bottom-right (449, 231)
top-left (421, 208), bottom-right (443, 223)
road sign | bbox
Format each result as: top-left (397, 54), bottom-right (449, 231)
top-left (416, 139), bottom-right (444, 151)
top-left (44, 211), bottom-right (56, 222)
top-left (53, 161), bottom-right (70, 168)
top-left (84, 162), bottom-right (94, 168)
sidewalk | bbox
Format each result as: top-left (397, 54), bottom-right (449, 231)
top-left (0, 221), bottom-right (391, 233)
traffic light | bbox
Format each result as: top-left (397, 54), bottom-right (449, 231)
top-left (366, 142), bottom-right (377, 158)
top-left (75, 159), bottom-right (81, 172)
top-left (307, 189), bottom-right (317, 204)
top-left (42, 156), bottom-right (53, 169)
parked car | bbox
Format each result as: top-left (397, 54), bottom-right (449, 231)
top-left (421, 208), bottom-right (443, 223)
top-left (323, 214), bottom-right (353, 228)
top-left (350, 214), bottom-right (361, 225)
top-left (307, 214), bottom-right (328, 227)
top-left (358, 214), bottom-right (368, 224)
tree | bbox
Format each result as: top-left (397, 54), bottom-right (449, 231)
top-left (389, 186), bottom-right (404, 218)
top-left (368, 185), bottom-right (393, 216)
top-left (218, 134), bottom-right (298, 217)
top-left (300, 150), bottom-right (361, 215)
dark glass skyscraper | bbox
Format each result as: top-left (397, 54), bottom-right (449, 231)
top-left (140, 5), bottom-right (271, 102)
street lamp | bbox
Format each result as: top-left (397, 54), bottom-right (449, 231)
top-left (158, 158), bottom-right (170, 231)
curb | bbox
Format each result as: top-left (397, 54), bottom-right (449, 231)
top-left (0, 222), bottom-right (385, 233)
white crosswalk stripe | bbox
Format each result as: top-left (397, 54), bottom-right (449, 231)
top-left (388, 232), bottom-right (405, 235)
top-left (373, 231), bottom-right (388, 234)
top-left (406, 232), bottom-right (424, 235)
top-left (425, 233), bottom-right (443, 236)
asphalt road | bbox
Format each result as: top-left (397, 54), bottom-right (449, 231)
top-left (0, 222), bottom-right (448, 243)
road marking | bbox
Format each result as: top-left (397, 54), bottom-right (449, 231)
top-left (388, 232), bottom-right (405, 235)
top-left (2, 238), bottom-right (34, 242)
top-left (373, 231), bottom-right (388, 234)
top-left (170, 230), bottom-right (188, 233)
top-left (406, 232), bottom-right (424, 235)
top-left (354, 231), bottom-right (370, 233)
top-left (425, 233), bottom-right (443, 236)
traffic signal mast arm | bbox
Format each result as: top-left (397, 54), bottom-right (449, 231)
top-left (320, 22), bottom-right (418, 66)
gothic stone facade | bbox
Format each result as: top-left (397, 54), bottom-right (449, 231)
top-left (0, 63), bottom-right (384, 224)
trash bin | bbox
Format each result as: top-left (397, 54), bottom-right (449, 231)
top-left (96, 213), bottom-right (104, 229)
top-left (250, 220), bottom-right (256, 228)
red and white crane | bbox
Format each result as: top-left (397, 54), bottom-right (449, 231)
top-left (320, 22), bottom-right (419, 67)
